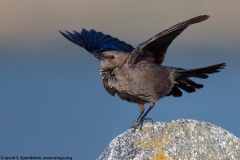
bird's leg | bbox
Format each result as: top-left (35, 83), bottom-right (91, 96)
top-left (130, 104), bottom-right (145, 128)
top-left (134, 102), bottom-right (155, 130)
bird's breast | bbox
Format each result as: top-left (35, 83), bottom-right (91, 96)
top-left (113, 62), bottom-right (175, 102)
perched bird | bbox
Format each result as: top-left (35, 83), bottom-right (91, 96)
top-left (59, 15), bottom-right (225, 129)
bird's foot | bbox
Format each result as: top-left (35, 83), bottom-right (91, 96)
top-left (130, 122), bottom-right (139, 129)
top-left (131, 117), bottom-right (154, 131)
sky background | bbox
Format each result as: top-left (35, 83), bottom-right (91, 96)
top-left (0, 1), bottom-right (240, 159)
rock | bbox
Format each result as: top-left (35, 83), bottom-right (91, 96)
top-left (97, 119), bottom-right (240, 160)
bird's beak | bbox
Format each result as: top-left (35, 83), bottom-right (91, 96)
top-left (98, 55), bottom-right (105, 60)
top-left (95, 53), bottom-right (105, 61)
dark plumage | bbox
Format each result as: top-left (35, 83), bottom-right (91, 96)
top-left (60, 15), bottom-right (226, 129)
top-left (59, 29), bottom-right (134, 60)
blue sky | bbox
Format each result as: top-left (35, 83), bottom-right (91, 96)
top-left (0, 1), bottom-right (240, 159)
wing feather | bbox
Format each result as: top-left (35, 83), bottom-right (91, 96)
top-left (130, 15), bottom-right (210, 64)
top-left (59, 29), bottom-right (134, 60)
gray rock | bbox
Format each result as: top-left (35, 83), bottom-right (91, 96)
top-left (97, 119), bottom-right (240, 160)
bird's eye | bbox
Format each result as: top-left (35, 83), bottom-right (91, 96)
top-left (109, 55), bottom-right (115, 59)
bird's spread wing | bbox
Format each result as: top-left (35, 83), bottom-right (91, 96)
top-left (129, 15), bottom-right (210, 64)
top-left (59, 29), bottom-right (134, 60)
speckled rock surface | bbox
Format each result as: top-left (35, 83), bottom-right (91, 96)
top-left (97, 119), bottom-right (240, 160)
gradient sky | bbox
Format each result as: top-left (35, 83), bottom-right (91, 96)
top-left (1, 1), bottom-right (240, 159)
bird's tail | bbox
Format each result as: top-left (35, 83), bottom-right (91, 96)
top-left (167, 63), bottom-right (226, 97)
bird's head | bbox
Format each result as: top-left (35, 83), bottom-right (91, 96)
top-left (100, 51), bottom-right (128, 70)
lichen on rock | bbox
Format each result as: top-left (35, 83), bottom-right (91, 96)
top-left (97, 119), bottom-right (240, 160)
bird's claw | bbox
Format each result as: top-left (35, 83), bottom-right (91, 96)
top-left (143, 118), bottom-right (154, 124)
top-left (131, 117), bottom-right (154, 131)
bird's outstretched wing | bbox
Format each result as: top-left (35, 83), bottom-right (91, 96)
top-left (129, 15), bottom-right (210, 64)
top-left (59, 29), bottom-right (134, 60)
